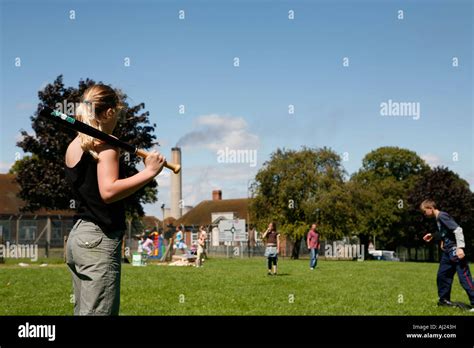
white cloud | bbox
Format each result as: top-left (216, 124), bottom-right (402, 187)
top-left (156, 169), bottom-right (171, 189)
top-left (144, 122), bottom-right (261, 214)
top-left (421, 153), bottom-right (443, 168)
top-left (0, 162), bottom-right (13, 173)
top-left (143, 162), bottom-right (258, 217)
top-left (176, 114), bottom-right (259, 151)
top-left (181, 164), bottom-right (258, 206)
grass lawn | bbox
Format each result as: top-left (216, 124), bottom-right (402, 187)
top-left (0, 257), bottom-right (472, 315)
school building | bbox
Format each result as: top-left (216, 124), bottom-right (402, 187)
top-left (0, 174), bottom-right (162, 256)
top-left (173, 190), bottom-right (291, 256)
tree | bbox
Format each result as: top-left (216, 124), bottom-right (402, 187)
top-left (15, 75), bottom-right (159, 217)
top-left (302, 174), bottom-right (355, 240)
top-left (407, 166), bottom-right (474, 261)
top-left (349, 147), bottom-right (430, 255)
top-left (9, 155), bottom-right (36, 174)
top-left (249, 147), bottom-right (347, 258)
top-left (357, 146), bottom-right (428, 182)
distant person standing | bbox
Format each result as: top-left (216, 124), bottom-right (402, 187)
top-left (173, 226), bottom-right (187, 254)
top-left (196, 226), bottom-right (207, 267)
top-left (200, 226), bottom-right (208, 258)
top-left (307, 224), bottom-right (320, 270)
top-left (262, 222), bottom-right (280, 276)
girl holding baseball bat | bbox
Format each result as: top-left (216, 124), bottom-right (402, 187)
top-left (262, 222), bottom-right (280, 276)
top-left (65, 84), bottom-right (165, 315)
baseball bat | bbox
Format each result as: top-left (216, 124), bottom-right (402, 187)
top-left (39, 106), bottom-right (181, 174)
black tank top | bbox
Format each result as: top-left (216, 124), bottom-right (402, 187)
top-left (65, 151), bottom-right (126, 233)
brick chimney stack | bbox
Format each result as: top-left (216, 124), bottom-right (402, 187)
top-left (212, 190), bottom-right (222, 201)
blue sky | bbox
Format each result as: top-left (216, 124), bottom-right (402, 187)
top-left (1, 0), bottom-right (472, 218)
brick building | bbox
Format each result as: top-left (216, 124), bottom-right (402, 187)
top-left (0, 174), bottom-right (75, 248)
top-left (173, 190), bottom-right (290, 256)
top-left (0, 174), bottom-right (161, 252)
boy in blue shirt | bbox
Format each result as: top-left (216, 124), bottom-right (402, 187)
top-left (420, 200), bottom-right (474, 311)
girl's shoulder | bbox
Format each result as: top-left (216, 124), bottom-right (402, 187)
top-left (65, 137), bottom-right (84, 168)
top-left (95, 141), bottom-right (119, 153)
top-left (95, 142), bottom-right (120, 161)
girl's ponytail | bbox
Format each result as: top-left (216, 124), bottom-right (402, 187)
top-left (75, 84), bottom-right (122, 160)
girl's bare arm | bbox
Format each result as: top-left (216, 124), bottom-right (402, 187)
top-left (97, 146), bottom-right (163, 204)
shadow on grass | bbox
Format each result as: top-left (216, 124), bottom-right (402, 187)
top-left (449, 301), bottom-right (473, 311)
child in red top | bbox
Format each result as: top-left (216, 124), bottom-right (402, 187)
top-left (307, 224), bottom-right (320, 270)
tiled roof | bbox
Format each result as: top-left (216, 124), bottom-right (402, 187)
top-left (175, 198), bottom-right (250, 226)
top-left (0, 174), bottom-right (74, 216)
top-left (141, 215), bottom-right (162, 229)
top-left (163, 216), bottom-right (176, 226)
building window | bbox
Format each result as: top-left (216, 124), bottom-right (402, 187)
top-left (19, 220), bottom-right (37, 243)
top-left (191, 231), bottom-right (198, 245)
top-left (52, 220), bottom-right (62, 243)
top-left (0, 220), bottom-right (12, 242)
top-left (63, 221), bottom-right (74, 236)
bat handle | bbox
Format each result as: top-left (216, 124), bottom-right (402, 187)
top-left (136, 149), bottom-right (181, 174)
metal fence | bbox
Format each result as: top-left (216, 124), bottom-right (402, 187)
top-left (14, 237), bottom-right (442, 262)
top-left (207, 244), bottom-right (266, 258)
top-left (206, 240), bottom-right (311, 258)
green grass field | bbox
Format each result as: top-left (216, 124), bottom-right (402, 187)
top-left (0, 257), bottom-right (472, 315)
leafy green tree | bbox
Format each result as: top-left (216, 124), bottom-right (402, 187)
top-left (9, 155), bottom-right (36, 174)
top-left (407, 166), bottom-right (474, 261)
top-left (357, 146), bottom-right (428, 182)
top-left (302, 175), bottom-right (354, 240)
top-left (250, 147), bottom-right (347, 258)
top-left (349, 147), bottom-right (429, 254)
top-left (15, 75), bottom-right (159, 217)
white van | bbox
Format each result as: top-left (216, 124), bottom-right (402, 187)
top-left (369, 249), bottom-right (400, 261)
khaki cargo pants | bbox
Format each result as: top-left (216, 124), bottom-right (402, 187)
top-left (66, 219), bottom-right (123, 315)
